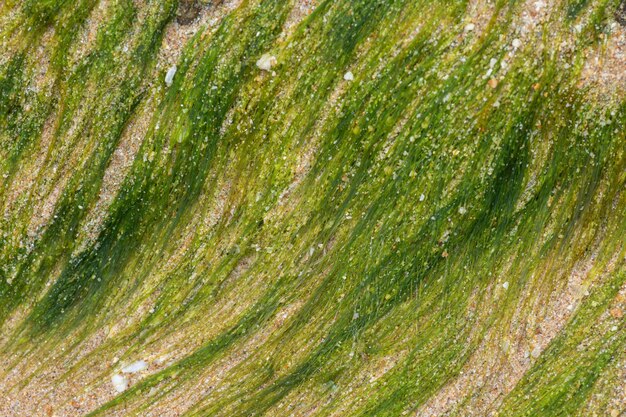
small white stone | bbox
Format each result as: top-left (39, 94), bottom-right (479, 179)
top-left (458, 206), bottom-right (467, 215)
top-left (419, 194), bottom-right (426, 202)
top-left (111, 374), bottom-right (128, 393)
top-left (122, 360), bottom-right (149, 374)
top-left (344, 71), bottom-right (354, 81)
top-left (464, 23), bottom-right (475, 32)
top-left (256, 54), bottom-right (277, 71)
top-left (502, 281), bottom-right (509, 290)
top-left (512, 39), bottom-right (522, 49)
top-left (165, 65), bottom-right (177, 87)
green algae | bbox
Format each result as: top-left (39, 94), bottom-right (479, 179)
top-left (1, 0), bottom-right (625, 416)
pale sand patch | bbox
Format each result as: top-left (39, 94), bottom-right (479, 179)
top-left (282, 0), bottom-right (320, 36)
top-left (580, 24), bottom-right (626, 99)
top-left (464, 0), bottom-right (499, 37)
top-left (69, 0), bottom-right (113, 68)
top-left (157, 0), bottom-right (243, 71)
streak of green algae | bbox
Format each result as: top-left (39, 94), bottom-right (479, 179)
top-left (1, 0), bottom-right (625, 415)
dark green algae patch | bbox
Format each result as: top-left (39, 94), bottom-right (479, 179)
top-left (1, 0), bottom-right (626, 416)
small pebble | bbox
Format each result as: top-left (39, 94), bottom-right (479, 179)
top-left (256, 54), bottom-right (277, 71)
top-left (165, 65), bottom-right (177, 87)
top-left (111, 374), bottom-right (128, 393)
top-left (502, 282), bottom-right (509, 290)
top-left (344, 71), bottom-right (354, 81)
top-left (512, 38), bottom-right (522, 49)
top-left (464, 23), bottom-right (475, 32)
top-left (122, 360), bottom-right (149, 374)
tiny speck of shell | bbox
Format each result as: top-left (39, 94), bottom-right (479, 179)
top-left (165, 65), bottom-right (177, 87)
top-left (111, 374), bottom-right (128, 393)
top-left (122, 360), bottom-right (149, 373)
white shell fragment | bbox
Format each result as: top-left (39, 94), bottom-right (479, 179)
top-left (256, 54), bottom-right (277, 71)
top-left (165, 65), bottom-right (177, 87)
top-left (122, 360), bottom-right (149, 373)
top-left (111, 374), bottom-right (129, 393)
top-left (344, 71), bottom-right (354, 81)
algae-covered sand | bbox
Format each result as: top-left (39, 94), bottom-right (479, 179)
top-left (0, 0), bottom-right (625, 416)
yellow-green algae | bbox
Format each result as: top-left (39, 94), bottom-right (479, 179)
top-left (0, 0), bottom-right (625, 416)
